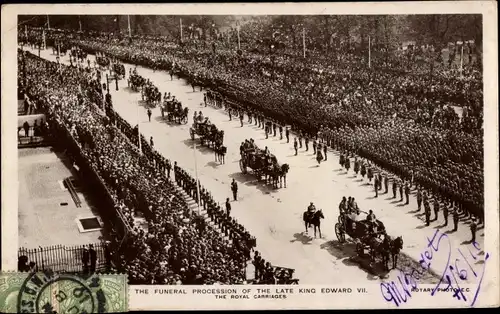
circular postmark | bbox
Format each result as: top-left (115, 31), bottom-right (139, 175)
top-left (17, 271), bottom-right (107, 313)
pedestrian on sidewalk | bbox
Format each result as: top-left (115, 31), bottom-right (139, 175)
top-left (225, 198), bottom-right (231, 216)
top-left (294, 138), bottom-right (298, 156)
top-left (147, 108), bottom-right (152, 122)
top-left (470, 219), bottom-right (477, 242)
top-left (231, 179), bottom-right (238, 201)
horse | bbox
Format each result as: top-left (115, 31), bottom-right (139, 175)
top-left (215, 144), bottom-right (227, 164)
top-left (278, 164), bottom-right (290, 188)
top-left (389, 236), bottom-right (404, 269)
top-left (316, 152), bottom-right (324, 165)
top-left (303, 209), bottom-right (325, 238)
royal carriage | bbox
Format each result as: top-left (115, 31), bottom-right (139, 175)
top-left (128, 73), bottom-right (145, 91)
top-left (189, 120), bottom-right (224, 148)
top-left (334, 211), bottom-right (387, 258)
top-left (239, 144), bottom-right (289, 188)
top-left (111, 62), bottom-right (126, 80)
top-left (161, 99), bottom-right (188, 124)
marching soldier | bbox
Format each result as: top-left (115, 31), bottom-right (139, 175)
top-left (417, 188), bottom-right (423, 211)
top-left (453, 208), bottom-right (459, 231)
top-left (294, 138), bottom-right (298, 156)
top-left (285, 127), bottom-right (290, 143)
top-left (231, 179), bottom-right (238, 201)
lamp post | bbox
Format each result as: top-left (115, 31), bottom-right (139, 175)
top-left (193, 143), bottom-right (201, 215)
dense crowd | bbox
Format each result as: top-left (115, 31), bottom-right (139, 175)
top-left (59, 31), bottom-right (483, 221)
top-left (19, 50), bottom-right (296, 284)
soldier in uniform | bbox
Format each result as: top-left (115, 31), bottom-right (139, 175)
top-left (305, 137), bottom-right (309, 152)
top-left (424, 200), bottom-right (431, 226)
top-left (279, 125), bottom-right (283, 140)
top-left (231, 179), bottom-right (238, 201)
top-left (470, 219), bottom-right (477, 242)
top-left (298, 132), bottom-right (303, 149)
top-left (294, 138), bottom-right (298, 156)
top-left (323, 144), bottom-right (328, 161)
top-left (417, 188), bottom-right (423, 211)
top-left (433, 197), bottom-right (440, 221)
top-left (312, 139), bottom-right (317, 154)
top-left (392, 179), bottom-right (397, 199)
top-left (225, 198), bottom-right (231, 216)
top-left (272, 122), bottom-right (277, 137)
top-left (405, 182), bottom-right (410, 205)
top-left (453, 208), bottom-right (459, 231)
top-left (239, 111), bottom-right (244, 127)
top-left (384, 174), bottom-right (389, 194)
top-left (374, 175), bottom-right (379, 198)
top-left (399, 180), bottom-right (404, 202)
top-left (150, 136), bottom-right (154, 148)
top-left (265, 122), bottom-right (269, 139)
top-left (442, 202), bottom-right (449, 226)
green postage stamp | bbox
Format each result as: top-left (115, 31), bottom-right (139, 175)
top-left (0, 271), bottom-right (128, 313)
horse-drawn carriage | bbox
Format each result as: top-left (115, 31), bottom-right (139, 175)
top-left (239, 141), bottom-right (289, 188)
top-left (69, 47), bottom-right (87, 62)
top-left (128, 73), bottom-right (145, 91)
top-left (111, 62), bottom-right (126, 80)
top-left (189, 119), bottom-right (224, 148)
top-left (161, 99), bottom-right (188, 124)
top-left (334, 211), bottom-right (403, 270)
top-left (96, 53), bottom-right (110, 68)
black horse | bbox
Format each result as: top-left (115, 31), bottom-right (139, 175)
top-left (303, 210), bottom-right (325, 238)
top-left (371, 235), bottom-right (404, 270)
top-left (215, 144), bottom-right (227, 164)
top-left (390, 236), bottom-right (404, 269)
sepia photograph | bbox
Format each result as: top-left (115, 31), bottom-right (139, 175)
top-left (2, 2), bottom-right (498, 311)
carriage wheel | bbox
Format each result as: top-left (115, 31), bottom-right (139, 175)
top-left (338, 215), bottom-right (345, 224)
top-left (182, 116), bottom-right (188, 125)
top-left (356, 243), bottom-right (364, 256)
top-left (239, 160), bottom-right (247, 174)
top-left (335, 223), bottom-right (345, 243)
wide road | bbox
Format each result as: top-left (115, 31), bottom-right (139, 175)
top-left (28, 46), bottom-right (485, 285)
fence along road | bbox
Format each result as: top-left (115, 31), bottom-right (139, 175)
top-left (26, 46), bottom-right (482, 284)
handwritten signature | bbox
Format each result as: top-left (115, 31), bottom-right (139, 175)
top-left (380, 229), bottom-right (489, 307)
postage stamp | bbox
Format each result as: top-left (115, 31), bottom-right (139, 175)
top-left (0, 271), bottom-right (128, 313)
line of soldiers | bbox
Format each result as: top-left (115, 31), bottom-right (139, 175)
top-left (173, 163), bottom-right (256, 255)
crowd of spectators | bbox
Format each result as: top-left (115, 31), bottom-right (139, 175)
top-left (19, 50), bottom-right (296, 284)
top-left (56, 30), bottom-right (483, 222)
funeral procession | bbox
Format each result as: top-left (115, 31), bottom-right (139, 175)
top-left (15, 14), bottom-right (485, 287)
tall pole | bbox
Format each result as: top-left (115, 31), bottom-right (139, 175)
top-left (42, 29), bottom-right (46, 50)
top-left (137, 103), bottom-right (142, 154)
top-left (79, 15), bottom-right (82, 32)
top-left (127, 15), bottom-right (132, 38)
top-left (180, 18), bottom-right (183, 42)
top-left (460, 42), bottom-right (464, 77)
top-left (47, 15), bottom-right (50, 30)
top-left (302, 27), bottom-right (306, 58)
top-left (237, 24), bottom-right (241, 50)
top-left (193, 143), bottom-right (201, 214)
top-left (368, 35), bottom-right (371, 69)
top-left (24, 25), bottom-right (27, 39)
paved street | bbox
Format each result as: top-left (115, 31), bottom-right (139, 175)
top-left (27, 46), bottom-right (485, 284)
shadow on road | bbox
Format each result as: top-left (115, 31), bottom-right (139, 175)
top-left (181, 139), bottom-right (215, 156)
top-left (153, 116), bottom-right (183, 127)
top-left (290, 232), bottom-right (313, 245)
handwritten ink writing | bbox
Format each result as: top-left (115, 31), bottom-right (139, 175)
top-left (380, 229), bottom-right (490, 307)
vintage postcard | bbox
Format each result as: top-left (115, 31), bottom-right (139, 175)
top-left (1, 1), bottom-right (498, 311)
